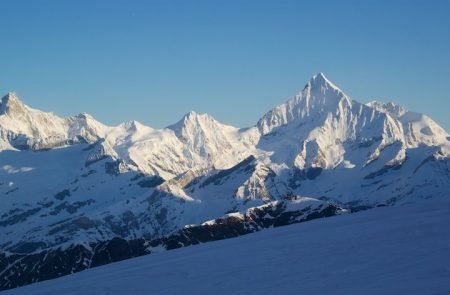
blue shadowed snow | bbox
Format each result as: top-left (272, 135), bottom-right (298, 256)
top-left (4, 200), bottom-right (450, 295)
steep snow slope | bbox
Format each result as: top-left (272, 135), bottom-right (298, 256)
top-left (368, 100), bottom-right (449, 147)
top-left (0, 93), bottom-right (74, 150)
top-left (0, 92), bottom-right (116, 151)
top-left (258, 73), bottom-right (405, 169)
top-left (4, 201), bottom-right (450, 295)
top-left (167, 111), bottom-right (258, 169)
top-left (255, 73), bottom-right (449, 205)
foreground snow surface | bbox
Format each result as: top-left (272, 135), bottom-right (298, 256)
top-left (4, 202), bottom-right (450, 295)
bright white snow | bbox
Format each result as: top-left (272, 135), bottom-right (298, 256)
top-left (1, 72), bottom-right (449, 254)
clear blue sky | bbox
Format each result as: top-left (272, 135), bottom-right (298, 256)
top-left (1, 0), bottom-right (449, 130)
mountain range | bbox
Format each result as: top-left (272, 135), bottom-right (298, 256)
top-left (1, 73), bottom-right (449, 290)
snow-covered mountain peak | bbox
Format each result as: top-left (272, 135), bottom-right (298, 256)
top-left (67, 112), bottom-right (108, 142)
top-left (176, 111), bottom-right (216, 126)
top-left (168, 110), bottom-right (233, 137)
top-left (162, 110), bottom-right (256, 173)
top-left (0, 92), bottom-right (28, 116)
top-left (0, 92), bottom-right (72, 150)
top-left (367, 101), bottom-right (407, 118)
top-left (1, 75), bottom-right (450, 290)
top-left (312, 71), bottom-right (327, 80)
top-left (309, 72), bottom-right (339, 90)
top-left (1, 91), bottom-right (20, 104)
top-left (300, 72), bottom-right (345, 100)
top-left (306, 72), bottom-right (348, 104)
top-left (184, 110), bottom-right (200, 118)
top-left (257, 73), bottom-right (351, 135)
top-left (120, 119), bottom-right (149, 132)
top-left (75, 112), bottom-right (96, 120)
top-left (367, 100), bottom-right (448, 147)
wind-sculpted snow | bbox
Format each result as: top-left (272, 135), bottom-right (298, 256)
top-left (0, 73), bottom-right (449, 291)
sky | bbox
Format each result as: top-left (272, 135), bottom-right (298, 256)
top-left (0, 0), bottom-right (449, 130)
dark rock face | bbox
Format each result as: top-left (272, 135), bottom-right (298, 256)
top-left (0, 200), bottom-right (344, 291)
top-left (49, 199), bottom-right (95, 216)
top-left (289, 167), bottom-right (324, 188)
top-left (137, 175), bottom-right (165, 188)
top-left (201, 155), bottom-right (256, 187)
top-left (7, 133), bottom-right (86, 151)
top-left (54, 189), bottom-right (71, 200)
top-left (364, 163), bottom-right (402, 180)
top-left (148, 200), bottom-right (341, 250)
top-left (0, 208), bottom-right (41, 227)
top-left (0, 238), bottom-right (148, 291)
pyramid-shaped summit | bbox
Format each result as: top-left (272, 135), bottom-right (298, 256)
top-left (257, 72), bottom-right (351, 135)
top-left (307, 72), bottom-right (343, 92)
top-left (0, 92), bottom-right (28, 116)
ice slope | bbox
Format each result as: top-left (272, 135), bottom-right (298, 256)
top-left (4, 200), bottom-right (450, 295)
